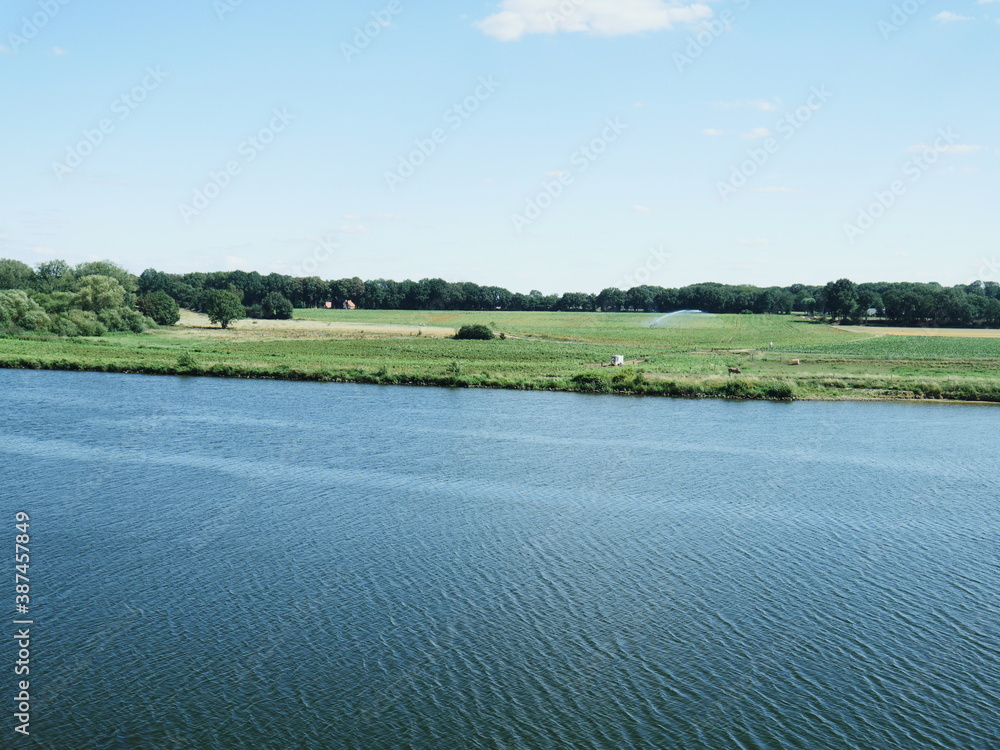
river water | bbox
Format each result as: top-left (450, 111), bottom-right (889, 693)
top-left (1, 369), bottom-right (997, 749)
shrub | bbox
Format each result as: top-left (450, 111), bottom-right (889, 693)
top-left (177, 351), bottom-right (198, 369)
top-left (97, 307), bottom-right (153, 333)
top-left (0, 290), bottom-right (51, 332)
top-left (53, 310), bottom-right (107, 337)
top-left (454, 324), bottom-right (494, 340)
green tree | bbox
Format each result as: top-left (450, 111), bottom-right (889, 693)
top-left (205, 290), bottom-right (244, 329)
top-left (34, 259), bottom-right (75, 293)
top-left (0, 259), bottom-right (35, 290)
top-left (261, 292), bottom-right (293, 320)
top-left (74, 275), bottom-right (127, 313)
top-left (137, 291), bottom-right (181, 325)
top-left (597, 287), bottom-right (626, 312)
top-left (74, 260), bottom-right (138, 294)
top-left (823, 278), bottom-right (858, 323)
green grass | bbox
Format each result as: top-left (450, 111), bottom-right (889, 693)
top-left (2, 311), bottom-right (999, 403)
top-left (782, 335), bottom-right (1000, 359)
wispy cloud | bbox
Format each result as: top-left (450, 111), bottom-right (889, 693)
top-left (701, 128), bottom-right (725, 136)
top-left (476, 0), bottom-right (713, 41)
top-left (753, 186), bottom-right (806, 194)
top-left (908, 143), bottom-right (984, 154)
top-left (715, 99), bottom-right (781, 111)
top-left (0, 44), bottom-right (13, 55)
top-left (933, 11), bottom-right (973, 21)
top-left (741, 127), bottom-right (772, 140)
top-left (632, 204), bottom-right (653, 213)
top-left (52, 46), bottom-right (69, 56)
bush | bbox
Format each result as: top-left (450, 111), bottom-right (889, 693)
top-left (454, 324), bottom-right (494, 340)
top-left (52, 310), bottom-right (107, 337)
top-left (177, 351), bottom-right (197, 369)
top-left (97, 307), bottom-right (153, 333)
top-left (0, 290), bottom-right (50, 332)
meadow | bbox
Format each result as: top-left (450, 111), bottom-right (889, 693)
top-left (2, 310), bottom-right (999, 402)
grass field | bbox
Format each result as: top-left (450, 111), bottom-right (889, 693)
top-left (2, 310), bottom-right (999, 402)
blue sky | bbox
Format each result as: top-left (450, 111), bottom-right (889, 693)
top-left (2, 0), bottom-right (997, 293)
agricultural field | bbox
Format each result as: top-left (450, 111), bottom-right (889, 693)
top-left (2, 310), bottom-right (999, 402)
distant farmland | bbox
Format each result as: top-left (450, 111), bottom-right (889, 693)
top-left (2, 310), bottom-right (999, 402)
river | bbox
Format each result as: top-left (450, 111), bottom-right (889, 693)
top-left (1, 369), bottom-right (997, 749)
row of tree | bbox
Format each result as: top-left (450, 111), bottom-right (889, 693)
top-left (132, 266), bottom-right (1000, 328)
top-left (3, 257), bottom-right (1000, 334)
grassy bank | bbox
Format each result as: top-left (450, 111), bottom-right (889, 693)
top-left (2, 310), bottom-right (999, 402)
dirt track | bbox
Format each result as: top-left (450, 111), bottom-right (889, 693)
top-left (169, 310), bottom-right (455, 339)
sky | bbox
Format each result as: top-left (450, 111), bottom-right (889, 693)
top-left (2, 0), bottom-right (998, 294)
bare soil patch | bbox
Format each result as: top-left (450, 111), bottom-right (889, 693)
top-left (169, 310), bottom-right (455, 340)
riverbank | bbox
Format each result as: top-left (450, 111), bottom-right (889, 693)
top-left (2, 310), bottom-right (999, 402)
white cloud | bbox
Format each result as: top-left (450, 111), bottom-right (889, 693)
top-left (933, 11), bottom-right (973, 21)
top-left (753, 186), bottom-right (806, 194)
top-left (908, 143), bottom-right (984, 154)
top-left (701, 128), bottom-right (725, 136)
top-left (52, 46), bottom-right (69, 55)
top-left (632, 204), bottom-right (653, 213)
top-left (715, 99), bottom-right (780, 111)
top-left (737, 238), bottom-right (769, 246)
top-left (371, 213), bottom-right (403, 221)
top-left (342, 214), bottom-right (361, 220)
top-left (476, 0), bottom-right (713, 41)
top-left (741, 127), bottom-right (772, 140)
top-left (0, 44), bottom-right (13, 55)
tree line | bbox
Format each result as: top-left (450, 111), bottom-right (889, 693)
top-left (3, 257), bottom-right (1000, 336)
top-left (134, 267), bottom-right (1000, 328)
